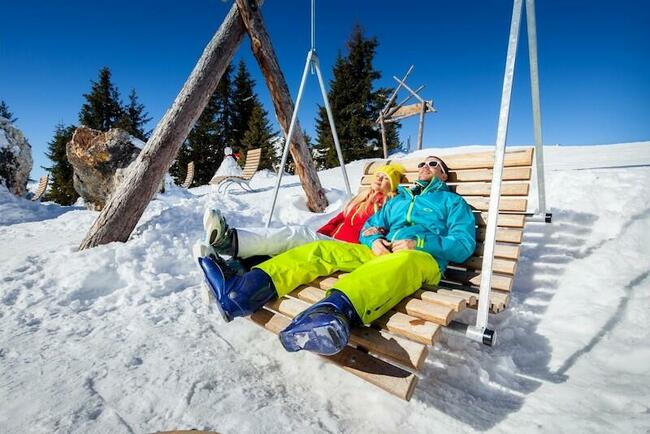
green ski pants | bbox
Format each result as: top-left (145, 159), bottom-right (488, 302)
top-left (254, 240), bottom-right (441, 324)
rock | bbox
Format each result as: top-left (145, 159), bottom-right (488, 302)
top-left (0, 117), bottom-right (33, 197)
top-left (67, 126), bottom-right (142, 210)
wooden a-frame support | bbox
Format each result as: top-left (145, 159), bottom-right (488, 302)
top-left (79, 0), bottom-right (327, 250)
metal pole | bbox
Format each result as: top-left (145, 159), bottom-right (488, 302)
top-left (469, 0), bottom-right (523, 344)
top-left (417, 103), bottom-right (426, 150)
top-left (525, 0), bottom-right (550, 222)
top-left (266, 50), bottom-right (314, 227)
top-left (313, 54), bottom-right (352, 197)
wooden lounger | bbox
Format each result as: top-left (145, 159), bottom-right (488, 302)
top-left (180, 161), bottom-right (195, 188)
top-left (31, 175), bottom-right (49, 201)
top-left (210, 148), bottom-right (261, 193)
top-left (250, 148), bottom-right (534, 400)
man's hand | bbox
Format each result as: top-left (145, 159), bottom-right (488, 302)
top-left (392, 239), bottom-right (416, 252)
top-left (362, 227), bottom-right (386, 237)
top-left (372, 239), bottom-right (392, 256)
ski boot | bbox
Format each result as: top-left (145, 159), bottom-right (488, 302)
top-left (279, 291), bottom-right (360, 356)
top-left (197, 256), bottom-right (276, 323)
top-left (203, 208), bottom-right (237, 257)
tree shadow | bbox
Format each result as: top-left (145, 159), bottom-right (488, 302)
top-left (0, 199), bottom-right (86, 226)
top-left (413, 209), bottom-right (601, 430)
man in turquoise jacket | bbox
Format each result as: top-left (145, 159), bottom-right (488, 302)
top-left (197, 156), bottom-right (476, 356)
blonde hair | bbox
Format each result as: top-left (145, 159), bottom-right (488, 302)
top-left (343, 186), bottom-right (397, 219)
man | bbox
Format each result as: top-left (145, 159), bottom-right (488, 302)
top-left (197, 156), bottom-right (476, 356)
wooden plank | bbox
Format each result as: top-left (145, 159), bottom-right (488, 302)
top-left (395, 298), bottom-right (455, 325)
top-left (265, 296), bottom-right (428, 371)
top-left (362, 149), bottom-right (533, 173)
top-left (436, 289), bottom-right (477, 307)
top-left (477, 227), bottom-right (523, 244)
top-left (362, 166), bottom-right (532, 183)
top-left (374, 311), bottom-right (441, 345)
top-left (360, 176), bottom-right (530, 197)
top-left (249, 309), bottom-right (418, 401)
top-left (462, 256), bottom-right (518, 275)
top-left (475, 242), bottom-right (521, 260)
top-left (385, 101), bottom-right (435, 122)
top-left (452, 182), bottom-right (529, 197)
top-left (475, 212), bottom-right (526, 228)
top-left (443, 269), bottom-right (513, 292)
top-left (415, 290), bottom-right (466, 312)
top-left (465, 196), bottom-right (528, 212)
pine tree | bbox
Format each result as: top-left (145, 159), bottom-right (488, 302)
top-left (315, 25), bottom-right (401, 168)
top-left (241, 102), bottom-right (277, 171)
top-left (43, 124), bottom-right (79, 205)
top-left (0, 100), bottom-right (17, 122)
top-left (79, 67), bottom-right (124, 131)
top-left (230, 60), bottom-right (257, 149)
top-left (116, 89), bottom-right (151, 141)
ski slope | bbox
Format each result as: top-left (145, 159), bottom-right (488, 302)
top-left (1, 142), bottom-right (649, 433)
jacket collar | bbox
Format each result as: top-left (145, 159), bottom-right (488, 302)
top-left (399, 177), bottom-right (449, 197)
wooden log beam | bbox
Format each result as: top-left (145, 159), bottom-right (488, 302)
top-left (235, 0), bottom-right (328, 212)
top-left (79, 2), bottom-right (257, 249)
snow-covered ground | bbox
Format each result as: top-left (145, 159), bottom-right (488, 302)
top-left (1, 142), bottom-right (649, 433)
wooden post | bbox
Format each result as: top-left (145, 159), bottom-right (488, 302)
top-left (235, 0), bottom-right (327, 212)
top-left (417, 103), bottom-right (426, 150)
top-left (79, 2), bottom-right (257, 249)
top-left (379, 112), bottom-right (388, 159)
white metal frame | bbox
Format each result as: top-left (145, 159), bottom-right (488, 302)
top-left (459, 0), bottom-right (549, 345)
top-left (266, 0), bottom-right (351, 227)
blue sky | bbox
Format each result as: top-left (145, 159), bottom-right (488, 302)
top-left (1, 0), bottom-right (649, 180)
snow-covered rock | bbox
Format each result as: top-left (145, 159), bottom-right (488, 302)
top-left (66, 126), bottom-right (142, 210)
top-left (0, 116), bottom-right (33, 197)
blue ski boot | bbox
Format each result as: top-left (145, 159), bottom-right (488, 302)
top-left (198, 256), bottom-right (276, 323)
top-left (279, 291), bottom-right (360, 356)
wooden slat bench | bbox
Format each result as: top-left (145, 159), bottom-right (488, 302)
top-left (31, 174), bottom-right (49, 201)
top-left (180, 161), bottom-right (195, 188)
top-left (210, 148), bottom-right (261, 192)
top-left (250, 148), bottom-right (534, 400)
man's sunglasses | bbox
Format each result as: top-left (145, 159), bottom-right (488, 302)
top-left (417, 160), bottom-right (446, 173)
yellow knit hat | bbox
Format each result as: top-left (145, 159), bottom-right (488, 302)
top-left (374, 163), bottom-right (406, 191)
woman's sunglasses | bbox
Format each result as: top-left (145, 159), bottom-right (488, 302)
top-left (417, 160), bottom-right (446, 174)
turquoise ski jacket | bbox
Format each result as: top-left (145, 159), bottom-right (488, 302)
top-left (359, 177), bottom-right (476, 271)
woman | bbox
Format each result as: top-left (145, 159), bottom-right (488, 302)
top-left (194, 163), bottom-right (405, 261)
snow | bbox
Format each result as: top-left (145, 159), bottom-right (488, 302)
top-left (1, 142), bottom-right (650, 433)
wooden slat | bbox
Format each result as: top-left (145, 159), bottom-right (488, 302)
top-left (475, 212), bottom-right (526, 228)
top-left (477, 227), bottom-right (523, 244)
top-left (448, 166), bottom-right (532, 182)
top-left (250, 309), bottom-right (418, 400)
top-left (415, 290), bottom-right (466, 312)
top-left (436, 289), bottom-right (477, 307)
top-left (266, 296), bottom-right (428, 371)
top-left (443, 269), bottom-right (513, 292)
top-left (361, 177), bottom-right (530, 197)
top-left (462, 256), bottom-right (517, 276)
top-left (395, 298), bottom-right (455, 326)
top-left (475, 242), bottom-right (521, 260)
top-left (465, 196), bottom-right (528, 212)
top-left (363, 148), bottom-right (533, 174)
top-left (374, 311), bottom-right (441, 345)
top-left (452, 182), bottom-right (529, 197)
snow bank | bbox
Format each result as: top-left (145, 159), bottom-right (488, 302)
top-left (1, 143), bottom-right (649, 433)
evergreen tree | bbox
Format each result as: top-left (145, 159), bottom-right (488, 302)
top-left (170, 65), bottom-right (233, 186)
top-left (0, 100), bottom-right (17, 122)
top-left (79, 67), bottom-right (124, 131)
top-left (116, 89), bottom-right (151, 141)
top-left (230, 60), bottom-right (257, 149)
top-left (241, 102), bottom-right (277, 171)
top-left (314, 25), bottom-right (401, 168)
top-left (43, 124), bottom-right (78, 205)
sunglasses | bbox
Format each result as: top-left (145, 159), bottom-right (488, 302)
top-left (417, 160), bottom-right (446, 174)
